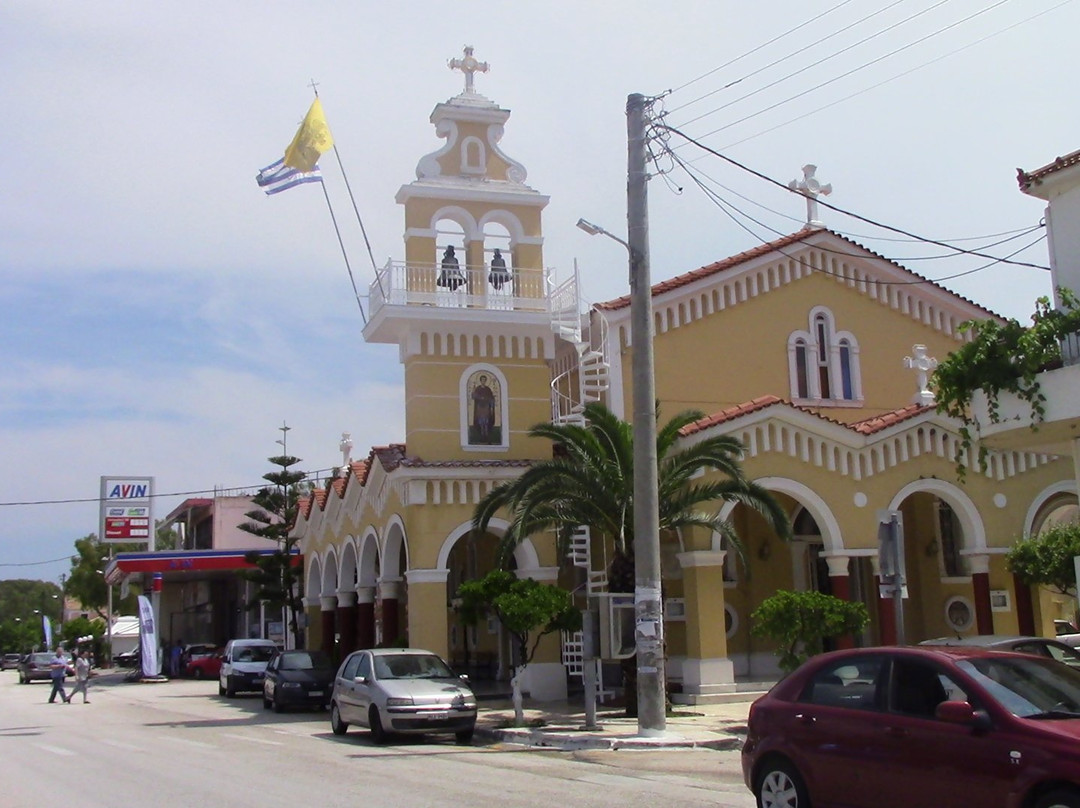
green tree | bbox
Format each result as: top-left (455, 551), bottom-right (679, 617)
top-left (64, 533), bottom-right (141, 621)
top-left (473, 401), bottom-right (791, 714)
top-left (457, 570), bottom-right (581, 726)
top-left (239, 437), bottom-right (308, 648)
top-left (751, 590), bottom-right (869, 675)
top-left (1007, 521), bottom-right (1080, 597)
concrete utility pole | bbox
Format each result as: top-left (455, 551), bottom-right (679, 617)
top-left (627, 93), bottom-right (666, 736)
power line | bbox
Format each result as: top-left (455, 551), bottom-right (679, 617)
top-left (667, 0), bottom-right (886, 112)
top-left (670, 149), bottom-right (1048, 290)
top-left (671, 0), bottom-right (948, 127)
top-left (669, 0), bottom-right (1011, 143)
top-left (655, 122), bottom-right (1050, 270)
top-left (0, 556), bottom-right (73, 568)
top-left (0, 467), bottom-right (341, 508)
top-left (667, 0), bottom-right (859, 96)
top-left (704, 0), bottom-right (1071, 152)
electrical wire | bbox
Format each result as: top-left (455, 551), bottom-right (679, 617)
top-left (672, 0), bottom-right (950, 127)
top-left (671, 0), bottom-right (1011, 143)
top-left (655, 121), bottom-right (1050, 270)
top-left (670, 148), bottom-right (1048, 289)
top-left (666, 0), bottom-right (902, 114)
top-left (663, 154), bottom-right (1043, 248)
top-left (667, 0), bottom-right (859, 96)
top-left (704, 0), bottom-right (1071, 153)
top-left (0, 467), bottom-right (342, 508)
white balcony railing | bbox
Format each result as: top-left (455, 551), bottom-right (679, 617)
top-left (369, 260), bottom-right (550, 317)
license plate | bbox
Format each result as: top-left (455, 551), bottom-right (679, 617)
top-left (426, 711), bottom-right (448, 720)
top-left (309, 690), bottom-right (323, 697)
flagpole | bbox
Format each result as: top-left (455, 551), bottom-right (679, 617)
top-left (309, 81), bottom-right (387, 302)
top-left (320, 180), bottom-right (367, 324)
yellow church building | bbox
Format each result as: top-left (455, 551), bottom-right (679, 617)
top-left (295, 50), bottom-right (1075, 703)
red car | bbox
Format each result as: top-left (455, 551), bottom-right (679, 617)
top-left (183, 647), bottom-right (222, 679)
top-left (742, 645), bottom-right (1080, 808)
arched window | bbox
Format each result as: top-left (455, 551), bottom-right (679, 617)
top-left (787, 307), bottom-right (862, 405)
top-left (461, 137), bottom-right (485, 174)
top-left (460, 364), bottom-right (509, 450)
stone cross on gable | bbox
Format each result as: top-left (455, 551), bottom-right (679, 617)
top-left (789, 164), bottom-right (832, 228)
top-left (448, 45), bottom-right (489, 94)
top-left (903, 345), bottom-right (939, 406)
top-left (338, 432), bottom-right (353, 478)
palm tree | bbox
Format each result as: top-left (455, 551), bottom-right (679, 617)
top-left (475, 401), bottom-right (790, 577)
top-left (472, 402), bottom-right (792, 712)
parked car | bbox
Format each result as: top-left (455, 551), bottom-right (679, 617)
top-left (920, 634), bottom-right (1080, 668)
top-left (742, 645), bottom-right (1080, 808)
top-left (115, 645), bottom-right (140, 668)
top-left (184, 647), bottom-right (222, 679)
top-left (1, 653), bottom-right (22, 671)
top-left (329, 648), bottom-right (477, 744)
top-left (218, 638), bottom-right (278, 697)
top-left (18, 651), bottom-right (69, 684)
top-left (262, 649), bottom-right (335, 712)
top-left (1055, 620), bottom-right (1080, 648)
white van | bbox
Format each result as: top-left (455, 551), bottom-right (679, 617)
top-left (218, 638), bottom-right (278, 697)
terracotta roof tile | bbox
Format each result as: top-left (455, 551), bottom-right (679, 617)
top-left (1018, 149), bottom-right (1080, 191)
top-left (594, 228), bottom-right (999, 320)
top-left (680, 396), bottom-right (935, 439)
top-left (850, 403), bottom-right (932, 434)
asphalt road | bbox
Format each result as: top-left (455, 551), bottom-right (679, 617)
top-left (0, 670), bottom-right (755, 808)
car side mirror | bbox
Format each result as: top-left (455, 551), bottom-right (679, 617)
top-left (353, 675), bottom-right (367, 684)
top-left (936, 700), bottom-right (991, 730)
top-left (459, 673), bottom-right (470, 682)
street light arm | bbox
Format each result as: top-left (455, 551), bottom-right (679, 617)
top-left (576, 218), bottom-right (631, 253)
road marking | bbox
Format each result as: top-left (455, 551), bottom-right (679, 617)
top-left (100, 738), bottom-right (141, 752)
top-left (34, 743), bottom-right (75, 757)
top-left (222, 732), bottom-right (284, 747)
top-left (160, 735), bottom-right (216, 750)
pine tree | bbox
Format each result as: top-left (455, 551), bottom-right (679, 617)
top-left (239, 427), bottom-right (307, 648)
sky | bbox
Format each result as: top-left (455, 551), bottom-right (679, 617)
top-left (2, 0), bottom-right (1078, 584)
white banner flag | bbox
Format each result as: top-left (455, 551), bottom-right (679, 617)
top-left (137, 595), bottom-right (160, 677)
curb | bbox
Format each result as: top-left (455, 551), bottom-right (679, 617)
top-left (475, 725), bottom-right (743, 751)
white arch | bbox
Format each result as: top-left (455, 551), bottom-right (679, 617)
top-left (436, 518), bottom-right (541, 572)
top-left (338, 537), bottom-right (359, 590)
top-left (431, 206), bottom-right (479, 241)
top-left (382, 514), bottom-right (409, 580)
top-left (716, 477), bottom-right (844, 553)
top-left (889, 478), bottom-right (986, 551)
top-left (320, 546), bottom-right (339, 596)
top-left (478, 210), bottom-right (526, 243)
top-left (1024, 480), bottom-right (1079, 536)
top-left (358, 527), bottom-right (381, 588)
top-left (306, 555), bottom-right (324, 599)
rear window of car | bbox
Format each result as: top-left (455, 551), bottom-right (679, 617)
top-left (279, 651), bottom-right (333, 671)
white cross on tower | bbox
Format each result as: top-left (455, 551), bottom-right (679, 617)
top-left (448, 45), bottom-right (489, 94)
top-left (789, 164), bottom-right (832, 228)
top-left (903, 345), bottom-right (939, 406)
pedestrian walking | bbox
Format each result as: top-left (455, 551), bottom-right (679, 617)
top-left (171, 640), bottom-right (183, 678)
top-left (69, 650), bottom-right (91, 703)
top-left (47, 646), bottom-right (71, 704)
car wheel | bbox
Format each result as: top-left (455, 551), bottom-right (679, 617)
top-left (191, 668), bottom-right (203, 680)
top-left (330, 702), bottom-right (348, 736)
top-left (218, 680), bottom-right (226, 697)
top-left (455, 726), bottom-right (475, 745)
top-left (225, 677), bottom-right (236, 698)
top-left (1036, 789), bottom-right (1080, 808)
top-left (369, 706), bottom-right (388, 744)
top-left (755, 758), bottom-right (810, 808)
top-left (262, 693), bottom-right (272, 709)
top-left (272, 692), bottom-right (283, 713)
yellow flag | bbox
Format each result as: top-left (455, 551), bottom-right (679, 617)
top-left (283, 98), bottom-right (334, 172)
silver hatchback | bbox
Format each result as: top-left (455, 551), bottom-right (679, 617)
top-left (330, 648), bottom-right (477, 744)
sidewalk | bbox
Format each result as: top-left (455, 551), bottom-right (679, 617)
top-left (474, 697), bottom-right (754, 750)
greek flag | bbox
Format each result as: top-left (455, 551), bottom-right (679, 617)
top-left (256, 158), bottom-right (322, 196)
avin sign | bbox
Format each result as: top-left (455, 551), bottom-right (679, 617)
top-left (100, 476), bottom-right (154, 545)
